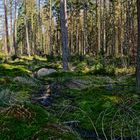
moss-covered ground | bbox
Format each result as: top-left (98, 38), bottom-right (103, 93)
top-left (0, 56), bottom-right (139, 140)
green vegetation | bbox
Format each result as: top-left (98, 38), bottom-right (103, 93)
top-left (0, 56), bottom-right (139, 140)
top-left (0, 0), bottom-right (140, 139)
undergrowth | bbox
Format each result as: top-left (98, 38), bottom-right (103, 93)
top-left (0, 56), bottom-right (139, 140)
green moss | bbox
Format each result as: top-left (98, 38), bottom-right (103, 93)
top-left (49, 75), bottom-right (139, 138)
top-left (0, 57), bottom-right (139, 139)
top-left (0, 104), bottom-right (50, 139)
top-left (0, 64), bottom-right (31, 77)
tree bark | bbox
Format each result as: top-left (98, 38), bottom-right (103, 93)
top-left (4, 0), bottom-right (10, 55)
top-left (49, 0), bottom-right (53, 57)
top-left (60, 0), bottom-right (69, 70)
top-left (13, 0), bottom-right (18, 56)
top-left (24, 0), bottom-right (30, 57)
top-left (136, 0), bottom-right (140, 92)
top-left (25, 17), bottom-right (30, 57)
top-left (10, 0), bottom-right (13, 54)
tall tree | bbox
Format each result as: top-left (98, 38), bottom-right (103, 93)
top-left (136, 0), bottom-right (140, 92)
top-left (4, 0), bottom-right (10, 55)
top-left (60, 0), bottom-right (69, 70)
top-left (13, 0), bottom-right (18, 56)
top-left (24, 0), bottom-right (31, 56)
top-left (49, 0), bottom-right (53, 56)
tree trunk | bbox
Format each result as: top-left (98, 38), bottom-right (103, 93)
top-left (49, 0), bottom-right (53, 57)
top-left (13, 0), bottom-right (18, 56)
top-left (136, 0), bottom-right (140, 92)
top-left (25, 17), bottom-right (30, 57)
top-left (31, 14), bottom-right (35, 55)
top-left (10, 0), bottom-right (13, 54)
top-left (60, 0), bottom-right (69, 71)
top-left (24, 0), bottom-right (30, 57)
top-left (4, 0), bottom-right (10, 55)
top-left (83, 2), bottom-right (88, 55)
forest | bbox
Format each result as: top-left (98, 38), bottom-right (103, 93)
top-left (0, 0), bottom-right (140, 139)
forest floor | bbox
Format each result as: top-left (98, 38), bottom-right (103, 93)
top-left (0, 56), bottom-right (139, 140)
